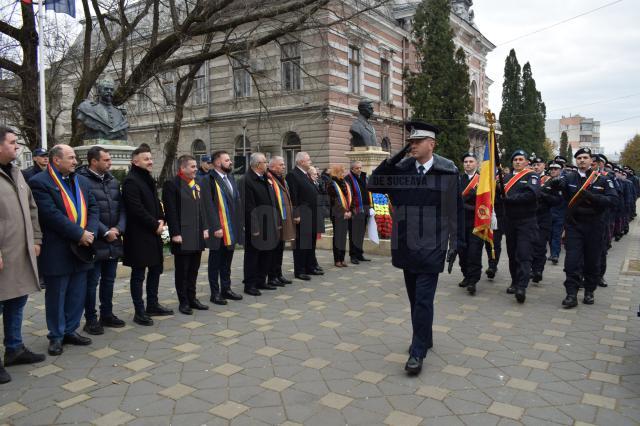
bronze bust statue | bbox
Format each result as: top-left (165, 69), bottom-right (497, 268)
top-left (77, 79), bottom-right (129, 141)
top-left (350, 99), bottom-right (378, 148)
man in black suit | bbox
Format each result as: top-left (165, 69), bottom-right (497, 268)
top-left (199, 150), bottom-right (243, 305)
top-left (285, 152), bottom-right (322, 280)
top-left (239, 153), bottom-right (281, 296)
top-left (345, 160), bottom-right (372, 264)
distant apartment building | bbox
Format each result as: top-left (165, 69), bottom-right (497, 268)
top-left (546, 115), bottom-right (602, 155)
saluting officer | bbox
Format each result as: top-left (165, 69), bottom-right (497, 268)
top-left (501, 150), bottom-right (539, 304)
top-left (552, 147), bottom-right (618, 308)
top-left (530, 156), bottom-right (562, 283)
top-left (369, 120), bottom-right (463, 376)
top-left (458, 153), bottom-right (483, 295)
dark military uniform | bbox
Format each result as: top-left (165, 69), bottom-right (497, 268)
top-left (501, 162), bottom-right (539, 302)
top-left (556, 158), bottom-right (618, 307)
top-left (458, 169), bottom-right (483, 294)
top-left (531, 173), bottom-right (562, 281)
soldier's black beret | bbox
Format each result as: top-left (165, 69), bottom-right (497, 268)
top-left (574, 147), bottom-right (591, 158)
top-left (510, 149), bottom-right (528, 162)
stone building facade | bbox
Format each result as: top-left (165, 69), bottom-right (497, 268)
top-left (60, 0), bottom-right (496, 174)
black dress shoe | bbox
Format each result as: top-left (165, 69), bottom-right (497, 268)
top-left (133, 313), bottom-right (154, 326)
top-left (210, 295), bottom-right (228, 305)
top-left (466, 282), bottom-right (476, 296)
top-left (458, 279), bottom-right (468, 288)
top-left (583, 291), bottom-right (595, 305)
top-left (179, 304), bottom-right (193, 315)
top-left (47, 340), bottom-right (63, 356)
top-left (309, 269), bottom-right (324, 275)
top-left (404, 356), bottom-right (423, 375)
top-left (350, 258), bottom-right (360, 265)
top-left (486, 267), bottom-right (496, 279)
top-left (562, 295), bottom-right (578, 309)
top-left (100, 314), bottom-right (126, 328)
top-left (515, 288), bottom-right (526, 304)
top-left (258, 283), bottom-right (277, 290)
top-left (63, 332), bottom-right (92, 346)
top-left (549, 256), bottom-right (559, 265)
top-left (531, 272), bottom-right (543, 283)
top-left (277, 275), bottom-right (292, 284)
top-left (4, 346), bottom-right (46, 366)
top-left (598, 279), bottom-right (608, 288)
top-left (268, 279), bottom-right (285, 287)
top-left (506, 285), bottom-right (516, 294)
top-left (190, 299), bottom-right (209, 310)
top-left (146, 304), bottom-right (174, 316)
top-left (83, 319), bottom-right (104, 336)
top-left (295, 274), bottom-right (311, 281)
top-left (0, 365), bottom-right (10, 384)
top-left (221, 290), bottom-right (243, 301)
top-left (244, 288), bottom-right (262, 296)
top-left (358, 256), bottom-right (371, 262)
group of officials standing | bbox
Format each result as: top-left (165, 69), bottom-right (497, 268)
top-left (0, 126), bottom-right (374, 382)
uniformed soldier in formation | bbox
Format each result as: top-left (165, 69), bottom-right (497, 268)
top-left (458, 153), bottom-right (483, 295)
top-left (551, 147), bottom-right (618, 308)
top-left (592, 154), bottom-right (614, 287)
top-left (547, 161), bottom-right (565, 265)
top-left (370, 120), bottom-right (463, 376)
top-left (530, 156), bottom-right (562, 283)
top-left (501, 150), bottom-right (539, 303)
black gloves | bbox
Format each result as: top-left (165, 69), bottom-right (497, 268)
top-left (387, 143), bottom-right (412, 166)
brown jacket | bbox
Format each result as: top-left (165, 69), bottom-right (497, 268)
top-left (267, 171), bottom-right (295, 241)
top-left (0, 163), bottom-right (42, 301)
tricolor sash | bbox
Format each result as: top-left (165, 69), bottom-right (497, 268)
top-left (462, 173), bottom-right (480, 197)
top-left (332, 180), bottom-right (352, 211)
top-left (504, 169), bottom-right (533, 194)
top-left (268, 173), bottom-right (286, 220)
top-left (349, 173), bottom-right (365, 213)
top-left (214, 180), bottom-right (235, 246)
top-left (48, 165), bottom-right (87, 229)
top-left (540, 175), bottom-right (551, 185)
top-left (568, 170), bottom-right (599, 208)
top-left (178, 171), bottom-right (200, 199)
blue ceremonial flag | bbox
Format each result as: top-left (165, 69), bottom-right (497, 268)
top-left (45, 0), bottom-right (75, 18)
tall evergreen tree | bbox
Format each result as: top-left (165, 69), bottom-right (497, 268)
top-left (520, 62), bottom-right (546, 157)
top-left (559, 131), bottom-right (569, 158)
top-left (499, 49), bottom-right (523, 157)
top-left (405, 0), bottom-right (471, 165)
top-left (567, 145), bottom-right (573, 164)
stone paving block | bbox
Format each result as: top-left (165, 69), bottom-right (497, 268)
top-left (354, 370), bottom-right (386, 384)
top-left (289, 333), bottom-right (314, 342)
top-left (30, 364), bottom-right (63, 377)
top-left (255, 346), bottom-right (282, 357)
top-left (588, 371), bottom-right (620, 384)
top-left (599, 338), bottom-right (625, 348)
top-left (123, 358), bottom-right (155, 372)
top-left (384, 410), bottom-right (423, 426)
top-left (442, 365), bottom-right (472, 377)
top-left (158, 383), bottom-right (196, 400)
top-left (416, 385), bottom-right (450, 401)
top-left (213, 363), bottom-right (243, 376)
top-left (319, 392), bottom-right (353, 410)
top-left (595, 353), bottom-right (623, 363)
top-left (335, 342), bottom-right (360, 352)
top-left (139, 333), bottom-right (166, 342)
top-left (506, 378), bottom-right (538, 391)
top-left (582, 393), bottom-right (617, 409)
top-left (462, 347), bottom-right (488, 358)
top-left (384, 353), bottom-right (407, 364)
top-left (209, 401), bottom-right (248, 419)
top-left (0, 402), bottom-right (27, 420)
top-left (56, 394), bottom-right (91, 409)
top-left (521, 359), bottom-right (549, 370)
top-left (89, 347), bottom-right (119, 359)
top-left (62, 378), bottom-right (97, 392)
top-left (302, 358), bottom-right (330, 369)
top-left (487, 401), bottom-right (524, 420)
top-left (124, 372), bottom-right (152, 384)
top-left (261, 377), bottom-right (294, 392)
top-left (172, 343), bottom-right (200, 352)
top-left (91, 410), bottom-right (135, 426)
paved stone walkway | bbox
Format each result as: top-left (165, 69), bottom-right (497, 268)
top-left (1, 220), bottom-right (639, 425)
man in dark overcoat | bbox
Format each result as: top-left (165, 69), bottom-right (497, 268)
top-left (370, 120), bottom-right (463, 376)
top-left (239, 153), bottom-right (281, 296)
top-left (122, 144), bottom-right (173, 326)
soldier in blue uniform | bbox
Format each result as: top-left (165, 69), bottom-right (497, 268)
top-left (530, 156), bottom-right (562, 283)
top-left (370, 120), bottom-right (463, 375)
top-left (501, 150), bottom-right (539, 303)
top-left (550, 147), bottom-right (618, 308)
top-left (547, 161), bottom-right (565, 265)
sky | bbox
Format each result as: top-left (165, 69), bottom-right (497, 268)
top-left (471, 0), bottom-right (640, 156)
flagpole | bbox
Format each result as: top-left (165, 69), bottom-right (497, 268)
top-left (37, 0), bottom-right (47, 150)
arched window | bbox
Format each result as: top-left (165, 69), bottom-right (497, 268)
top-left (191, 139), bottom-right (207, 165)
top-left (234, 135), bottom-right (251, 174)
top-left (381, 136), bottom-right (391, 152)
top-left (282, 131), bottom-right (301, 171)
top-left (470, 81), bottom-right (479, 113)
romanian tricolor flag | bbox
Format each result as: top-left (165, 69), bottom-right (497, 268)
top-left (472, 122), bottom-right (497, 257)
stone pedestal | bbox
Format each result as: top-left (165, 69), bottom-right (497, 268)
top-left (344, 146), bottom-right (390, 175)
top-left (74, 139), bottom-right (135, 170)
